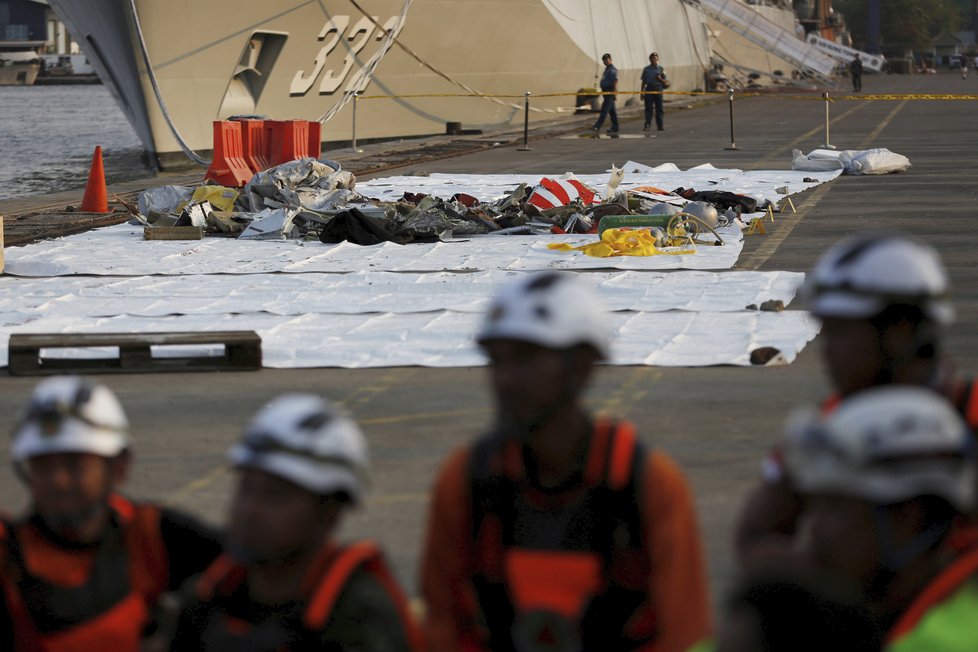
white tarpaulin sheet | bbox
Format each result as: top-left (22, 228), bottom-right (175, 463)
top-left (0, 163), bottom-right (833, 369)
top-left (0, 270), bottom-right (804, 318)
top-left (2, 224), bottom-right (744, 277)
top-left (357, 163), bottom-right (841, 209)
top-left (0, 310), bottom-right (819, 369)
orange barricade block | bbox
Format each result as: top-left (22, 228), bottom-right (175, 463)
top-left (237, 118), bottom-right (271, 174)
top-left (266, 119), bottom-right (311, 166)
top-left (205, 121), bottom-right (253, 187)
top-left (308, 121), bottom-right (322, 159)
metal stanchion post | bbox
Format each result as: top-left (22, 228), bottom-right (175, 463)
top-left (821, 91), bottom-right (835, 150)
top-left (724, 88), bottom-right (738, 150)
top-left (352, 91), bottom-right (364, 153)
top-left (517, 91), bottom-right (532, 152)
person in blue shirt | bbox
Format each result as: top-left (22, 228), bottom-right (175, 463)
top-left (640, 52), bottom-right (667, 131)
top-left (591, 53), bottom-right (619, 133)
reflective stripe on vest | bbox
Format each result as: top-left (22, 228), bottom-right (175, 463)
top-left (886, 546), bottom-right (978, 647)
top-left (195, 541), bottom-right (421, 651)
top-left (469, 419), bottom-right (654, 652)
top-left (0, 495), bottom-right (167, 652)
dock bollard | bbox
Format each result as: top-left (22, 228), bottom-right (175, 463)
top-left (352, 91), bottom-right (363, 153)
top-left (518, 91), bottom-right (532, 152)
top-left (724, 88), bottom-right (738, 150)
top-left (821, 91), bottom-right (835, 150)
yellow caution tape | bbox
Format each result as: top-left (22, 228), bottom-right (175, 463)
top-left (547, 228), bottom-right (696, 258)
top-left (357, 91), bottom-right (978, 101)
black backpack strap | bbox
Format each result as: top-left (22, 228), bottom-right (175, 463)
top-left (582, 421), bottom-right (653, 652)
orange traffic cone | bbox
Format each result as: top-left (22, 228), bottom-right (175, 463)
top-left (79, 146), bottom-right (109, 213)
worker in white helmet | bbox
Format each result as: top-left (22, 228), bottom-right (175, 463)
top-left (168, 394), bottom-right (420, 651)
top-left (0, 376), bottom-right (222, 651)
top-left (783, 386), bottom-right (978, 649)
top-left (736, 233), bottom-right (978, 566)
top-left (421, 271), bottom-right (712, 652)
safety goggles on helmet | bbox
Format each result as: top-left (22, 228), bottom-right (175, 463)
top-left (803, 235), bottom-right (954, 324)
top-left (11, 376), bottom-right (130, 462)
top-left (477, 272), bottom-right (611, 359)
top-left (784, 386), bottom-right (975, 512)
top-left (229, 394), bottom-right (369, 504)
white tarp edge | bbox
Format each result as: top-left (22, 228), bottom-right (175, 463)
top-left (0, 270), bottom-right (804, 318)
top-left (2, 225), bottom-right (745, 277)
top-left (0, 310), bottom-right (820, 369)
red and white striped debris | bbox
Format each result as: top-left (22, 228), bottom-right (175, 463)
top-left (526, 178), bottom-right (599, 210)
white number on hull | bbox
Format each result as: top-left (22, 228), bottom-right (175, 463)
top-left (319, 16), bottom-right (375, 94)
top-left (290, 16), bottom-right (350, 96)
top-left (290, 15), bottom-right (405, 97)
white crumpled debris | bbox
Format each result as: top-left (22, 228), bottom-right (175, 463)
top-left (238, 208), bottom-right (301, 240)
top-left (839, 148), bottom-right (911, 175)
top-left (792, 148), bottom-right (910, 175)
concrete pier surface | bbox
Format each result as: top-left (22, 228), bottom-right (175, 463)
top-left (2, 72), bottom-right (976, 603)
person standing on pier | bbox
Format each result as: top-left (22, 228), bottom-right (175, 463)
top-left (592, 53), bottom-right (620, 134)
top-left (850, 56), bottom-right (863, 91)
top-left (641, 52), bottom-right (668, 131)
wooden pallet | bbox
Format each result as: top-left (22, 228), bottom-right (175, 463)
top-left (7, 331), bottom-right (262, 376)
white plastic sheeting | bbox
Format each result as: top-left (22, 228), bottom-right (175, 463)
top-left (0, 163), bottom-right (835, 369)
top-left (0, 310), bottom-right (819, 369)
top-left (357, 162), bottom-right (841, 209)
top-left (0, 270), bottom-right (805, 318)
top-left (2, 224), bottom-right (744, 277)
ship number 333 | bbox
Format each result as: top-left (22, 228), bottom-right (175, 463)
top-left (290, 15), bottom-right (404, 96)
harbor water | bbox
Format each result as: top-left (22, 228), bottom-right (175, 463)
top-left (0, 84), bottom-right (154, 201)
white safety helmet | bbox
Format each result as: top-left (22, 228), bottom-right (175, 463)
top-left (11, 376), bottom-right (130, 462)
top-left (229, 394), bottom-right (369, 504)
top-left (804, 234), bottom-right (953, 324)
top-left (477, 272), bottom-right (611, 359)
top-left (784, 386), bottom-right (975, 512)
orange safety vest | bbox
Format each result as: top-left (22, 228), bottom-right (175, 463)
top-left (0, 494), bottom-right (168, 652)
top-left (193, 540), bottom-right (421, 651)
top-left (468, 419), bottom-right (654, 652)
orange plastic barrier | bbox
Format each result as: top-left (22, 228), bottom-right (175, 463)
top-left (266, 119), bottom-right (310, 166)
top-left (308, 121), bottom-right (322, 160)
top-left (237, 118), bottom-right (271, 174)
top-left (205, 121), bottom-right (253, 187)
top-left (80, 145), bottom-right (109, 213)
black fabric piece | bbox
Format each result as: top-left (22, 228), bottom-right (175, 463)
top-left (159, 509), bottom-right (223, 591)
top-left (318, 208), bottom-right (404, 246)
top-left (673, 188), bottom-right (758, 213)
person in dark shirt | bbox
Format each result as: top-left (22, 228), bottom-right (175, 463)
top-left (849, 57), bottom-right (863, 92)
top-left (0, 376), bottom-right (222, 652)
top-left (591, 52), bottom-right (620, 133)
top-left (640, 52), bottom-right (668, 131)
top-left (168, 393), bottom-right (420, 652)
